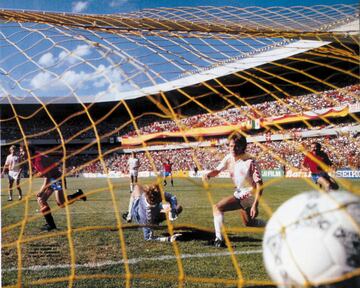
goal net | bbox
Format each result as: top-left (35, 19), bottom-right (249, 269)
top-left (1, 4), bottom-right (359, 287)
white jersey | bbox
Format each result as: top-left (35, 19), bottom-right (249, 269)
top-left (5, 154), bottom-right (21, 172)
top-left (216, 153), bottom-right (262, 200)
top-left (128, 157), bottom-right (140, 175)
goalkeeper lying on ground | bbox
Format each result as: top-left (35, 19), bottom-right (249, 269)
top-left (124, 183), bottom-right (182, 242)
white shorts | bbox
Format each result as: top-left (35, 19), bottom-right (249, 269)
top-left (233, 188), bottom-right (253, 208)
top-left (8, 171), bottom-right (21, 181)
top-left (130, 170), bottom-right (138, 177)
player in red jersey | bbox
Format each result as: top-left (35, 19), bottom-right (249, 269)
top-left (163, 159), bottom-right (173, 186)
top-left (28, 146), bottom-right (87, 231)
top-left (301, 142), bottom-right (338, 191)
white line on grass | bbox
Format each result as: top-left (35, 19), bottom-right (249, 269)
top-left (3, 249), bottom-right (262, 272)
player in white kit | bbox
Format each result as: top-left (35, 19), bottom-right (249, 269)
top-left (123, 152), bottom-right (140, 222)
top-left (205, 133), bottom-right (264, 247)
top-left (1, 145), bottom-right (23, 201)
top-left (128, 152), bottom-right (140, 192)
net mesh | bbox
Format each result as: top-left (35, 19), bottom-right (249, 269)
top-left (1, 4), bottom-right (359, 287)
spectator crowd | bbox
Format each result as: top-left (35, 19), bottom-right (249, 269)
top-left (2, 84), bottom-right (359, 141)
top-left (75, 131), bottom-right (359, 174)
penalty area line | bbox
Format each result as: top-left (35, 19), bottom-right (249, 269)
top-left (3, 249), bottom-right (262, 272)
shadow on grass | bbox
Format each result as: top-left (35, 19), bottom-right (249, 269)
top-left (159, 227), bottom-right (262, 245)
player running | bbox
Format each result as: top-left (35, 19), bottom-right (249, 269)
top-left (123, 152), bottom-right (140, 223)
top-left (126, 183), bottom-right (182, 242)
top-left (205, 133), bottom-right (265, 247)
top-left (301, 142), bottom-right (339, 191)
top-left (27, 146), bottom-right (87, 231)
top-left (1, 145), bottom-right (23, 201)
top-left (163, 159), bottom-right (173, 186)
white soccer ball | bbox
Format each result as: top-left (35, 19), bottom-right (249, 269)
top-left (263, 190), bottom-right (360, 287)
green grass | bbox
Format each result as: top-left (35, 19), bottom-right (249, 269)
top-left (2, 177), bottom-right (359, 288)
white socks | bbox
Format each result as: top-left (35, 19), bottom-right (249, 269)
top-left (127, 196), bottom-right (134, 221)
top-left (213, 213), bottom-right (224, 241)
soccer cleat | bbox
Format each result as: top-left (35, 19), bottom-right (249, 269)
top-left (76, 189), bottom-right (87, 201)
top-left (40, 223), bottom-right (57, 232)
top-left (169, 211), bottom-right (178, 221)
top-left (213, 238), bottom-right (226, 248)
top-left (250, 219), bottom-right (266, 227)
top-left (8, 197), bottom-right (13, 201)
top-left (122, 212), bottom-right (131, 223)
top-left (170, 233), bottom-right (182, 242)
top-left (18, 195), bottom-right (22, 200)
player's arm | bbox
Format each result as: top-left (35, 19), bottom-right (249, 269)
top-left (1, 157), bottom-right (10, 176)
top-left (143, 227), bottom-right (154, 241)
top-left (205, 155), bottom-right (228, 180)
top-left (321, 152), bottom-right (333, 172)
top-left (205, 169), bottom-right (220, 180)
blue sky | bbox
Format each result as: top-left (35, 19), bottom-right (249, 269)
top-left (0, 1), bottom-right (358, 104)
top-left (0, 0), bottom-right (358, 14)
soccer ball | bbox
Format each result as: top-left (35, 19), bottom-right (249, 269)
top-left (263, 190), bottom-right (360, 287)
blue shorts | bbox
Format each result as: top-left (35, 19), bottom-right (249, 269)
top-left (164, 172), bottom-right (171, 177)
top-left (49, 178), bottom-right (63, 191)
top-left (311, 172), bottom-right (330, 184)
top-left (311, 173), bottom-right (321, 183)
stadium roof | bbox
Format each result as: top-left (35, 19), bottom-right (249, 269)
top-left (0, 4), bottom-right (359, 104)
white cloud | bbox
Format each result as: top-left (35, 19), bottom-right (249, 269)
top-left (58, 44), bottom-right (92, 65)
top-left (30, 67), bottom-right (99, 91)
top-left (38, 52), bottom-right (56, 67)
top-left (109, 0), bottom-right (128, 8)
top-left (30, 63), bottom-right (132, 99)
top-left (30, 72), bottom-right (54, 90)
top-left (72, 1), bottom-right (89, 13)
top-left (59, 70), bottom-right (88, 87)
top-left (73, 44), bottom-right (92, 58)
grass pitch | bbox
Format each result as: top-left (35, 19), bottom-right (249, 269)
top-left (2, 177), bottom-right (359, 287)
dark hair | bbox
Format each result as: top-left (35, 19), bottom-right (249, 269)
top-left (230, 132), bottom-right (247, 155)
top-left (313, 142), bottom-right (321, 152)
top-left (27, 145), bottom-right (36, 155)
top-left (143, 184), bottom-right (162, 205)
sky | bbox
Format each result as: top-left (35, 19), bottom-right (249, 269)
top-left (0, 0), bottom-right (358, 14)
top-left (0, 0), bottom-right (358, 104)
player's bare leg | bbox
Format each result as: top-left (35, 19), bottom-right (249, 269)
top-left (212, 196), bottom-right (242, 247)
top-left (37, 181), bottom-right (57, 232)
top-left (317, 177), bottom-right (330, 192)
top-left (15, 178), bottom-right (22, 200)
top-left (8, 178), bottom-right (14, 201)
